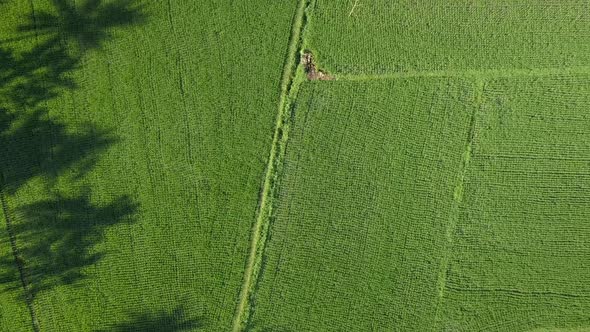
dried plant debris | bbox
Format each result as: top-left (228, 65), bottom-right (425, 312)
top-left (301, 51), bottom-right (333, 81)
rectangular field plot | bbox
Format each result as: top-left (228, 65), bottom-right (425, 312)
top-left (0, 0), bottom-right (297, 331)
top-left (440, 76), bottom-right (590, 331)
top-left (248, 78), bottom-right (475, 331)
top-left (308, 0), bottom-right (590, 75)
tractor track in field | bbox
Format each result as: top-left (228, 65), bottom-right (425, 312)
top-left (231, 0), bottom-right (313, 331)
top-left (433, 79), bottom-right (484, 330)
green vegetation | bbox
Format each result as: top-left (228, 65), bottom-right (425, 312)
top-left (231, 0), bottom-right (309, 330)
top-left (247, 76), bottom-right (590, 331)
top-left (441, 75), bottom-right (590, 331)
top-left (307, 0), bottom-right (590, 74)
top-left (2, 0), bottom-right (590, 331)
top-left (0, 0), bottom-right (297, 331)
top-left (248, 78), bottom-right (475, 330)
top-left (242, 2), bottom-right (590, 331)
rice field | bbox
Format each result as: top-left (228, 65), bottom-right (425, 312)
top-left (441, 75), bottom-right (590, 331)
top-left (307, 0), bottom-right (590, 75)
top-left (0, 0), bottom-right (297, 331)
top-left (248, 78), bottom-right (475, 331)
top-left (2, 0), bottom-right (590, 331)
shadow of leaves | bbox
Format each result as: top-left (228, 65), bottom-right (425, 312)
top-left (96, 305), bottom-right (206, 332)
top-left (0, 108), bottom-right (116, 194)
top-left (18, 0), bottom-right (146, 50)
top-left (0, 0), bottom-right (147, 305)
top-left (1, 190), bottom-right (138, 299)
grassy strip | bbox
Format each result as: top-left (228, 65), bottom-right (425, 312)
top-left (231, 1), bottom-right (312, 331)
top-left (335, 66), bottom-right (590, 81)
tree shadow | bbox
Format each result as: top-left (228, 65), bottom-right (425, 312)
top-left (0, 39), bottom-right (78, 110)
top-left (18, 0), bottom-right (146, 50)
top-left (244, 321), bottom-right (295, 332)
top-left (0, 108), bottom-right (116, 195)
top-left (0, 0), bottom-right (146, 306)
top-left (0, 190), bottom-right (138, 299)
top-left (96, 305), bottom-right (206, 332)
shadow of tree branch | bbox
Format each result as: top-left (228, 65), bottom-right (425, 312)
top-left (244, 321), bottom-right (295, 332)
top-left (0, 190), bottom-right (138, 299)
top-left (0, 38), bottom-right (78, 109)
top-left (0, 0), bottom-right (147, 311)
top-left (95, 305), bottom-right (206, 332)
top-left (18, 0), bottom-right (146, 50)
top-left (0, 107), bottom-right (116, 194)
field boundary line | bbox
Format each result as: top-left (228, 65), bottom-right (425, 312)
top-left (231, 0), bottom-right (311, 331)
top-left (433, 79), bottom-right (484, 329)
top-left (0, 175), bottom-right (40, 332)
top-left (334, 66), bottom-right (590, 80)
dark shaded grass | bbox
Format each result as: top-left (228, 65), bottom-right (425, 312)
top-left (95, 305), bottom-right (206, 332)
top-left (0, 1), bottom-right (146, 327)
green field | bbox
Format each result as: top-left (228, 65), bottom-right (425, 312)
top-left (0, 0), bottom-right (297, 331)
top-left (2, 0), bottom-right (590, 331)
top-left (248, 78), bottom-right (476, 331)
top-left (307, 0), bottom-right (590, 75)
top-left (441, 75), bottom-right (590, 331)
